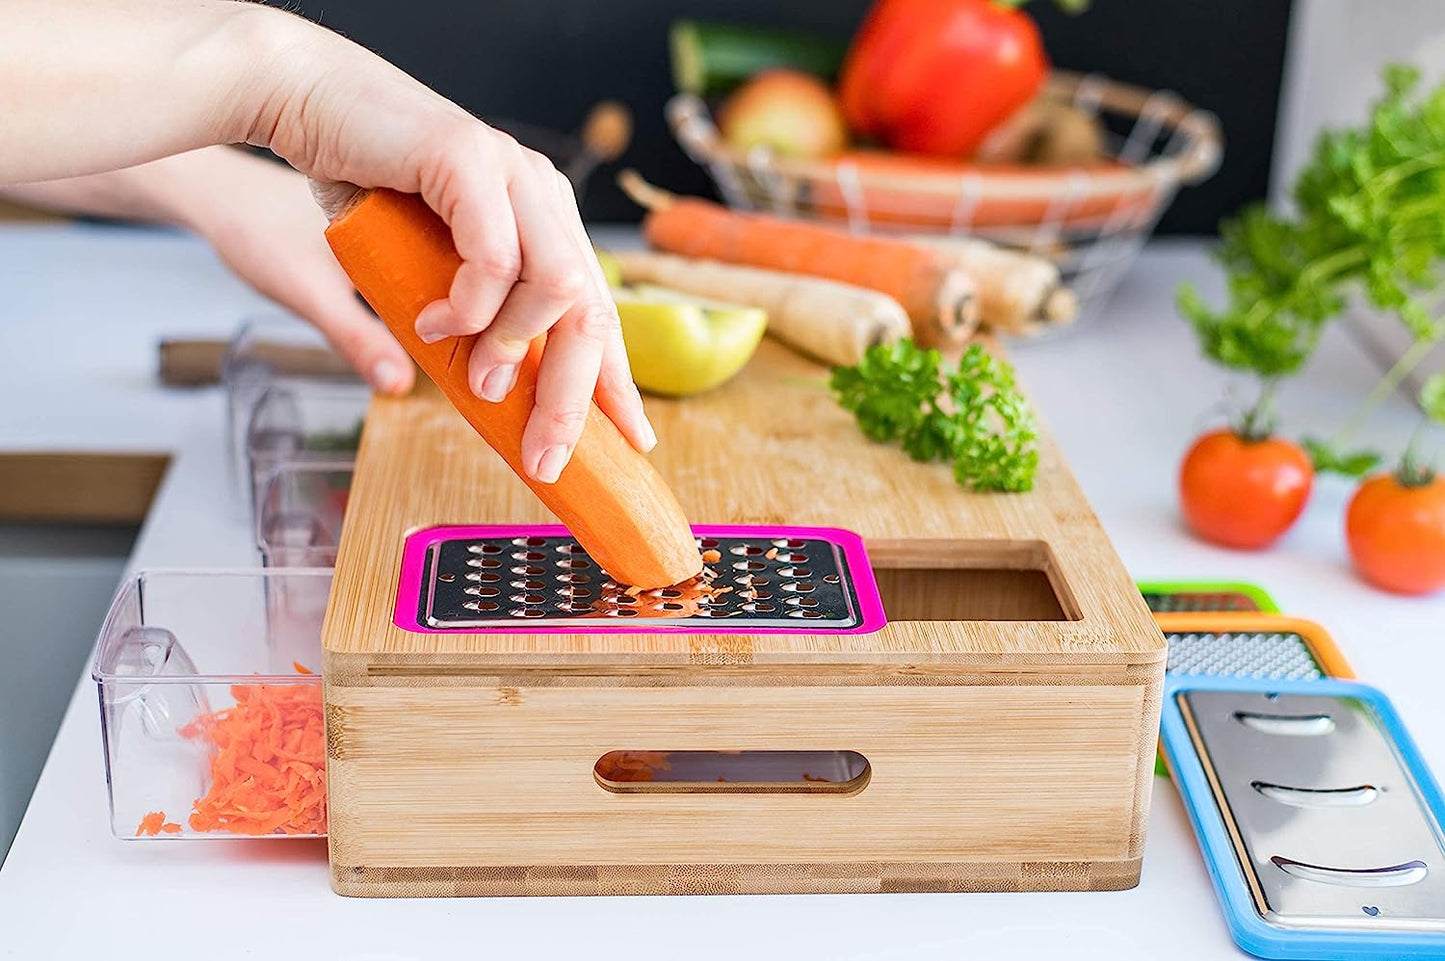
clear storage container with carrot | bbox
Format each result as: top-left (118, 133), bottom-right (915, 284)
top-left (93, 569), bottom-right (331, 839)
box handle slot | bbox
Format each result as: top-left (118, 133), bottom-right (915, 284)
top-left (593, 750), bottom-right (871, 795)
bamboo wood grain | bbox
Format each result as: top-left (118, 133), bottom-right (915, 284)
top-left (322, 336), bottom-right (1164, 896)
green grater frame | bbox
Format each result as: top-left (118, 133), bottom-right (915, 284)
top-left (1136, 580), bottom-right (1280, 614)
top-left (1150, 612), bottom-right (1354, 777)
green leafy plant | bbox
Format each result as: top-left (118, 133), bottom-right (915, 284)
top-left (1179, 65), bottom-right (1445, 465)
top-left (830, 339), bottom-right (1039, 492)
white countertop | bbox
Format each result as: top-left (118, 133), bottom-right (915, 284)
top-left (2, 224), bottom-right (1443, 960)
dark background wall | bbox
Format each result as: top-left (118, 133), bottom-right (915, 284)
top-left (267, 1), bottom-right (1294, 235)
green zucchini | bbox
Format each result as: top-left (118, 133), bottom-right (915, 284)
top-left (669, 20), bottom-right (847, 98)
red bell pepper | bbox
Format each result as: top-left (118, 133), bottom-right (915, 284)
top-left (839, 0), bottom-right (1049, 157)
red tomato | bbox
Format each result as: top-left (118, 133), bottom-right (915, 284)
top-left (1178, 430), bottom-right (1314, 549)
top-left (1346, 472), bottom-right (1445, 595)
top-left (839, 0), bottom-right (1048, 157)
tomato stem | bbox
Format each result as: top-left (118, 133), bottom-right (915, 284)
top-left (1235, 378), bottom-right (1279, 442)
top-left (1396, 416), bottom-right (1439, 487)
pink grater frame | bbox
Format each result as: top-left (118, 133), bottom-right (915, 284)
top-left (393, 524), bottom-right (888, 635)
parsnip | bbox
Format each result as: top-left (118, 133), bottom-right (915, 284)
top-left (904, 235), bottom-right (1078, 336)
top-left (612, 250), bottom-right (916, 367)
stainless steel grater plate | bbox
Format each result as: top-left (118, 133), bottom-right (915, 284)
top-left (1179, 689), bottom-right (1445, 932)
top-left (1144, 590), bottom-right (1263, 613)
top-left (1166, 631), bottom-right (1323, 680)
top-left (402, 527), bottom-right (882, 632)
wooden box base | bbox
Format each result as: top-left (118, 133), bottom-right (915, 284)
top-left (321, 341), bottom-right (1165, 897)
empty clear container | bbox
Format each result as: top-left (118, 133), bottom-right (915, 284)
top-left (256, 461), bottom-right (355, 567)
top-left (244, 381), bottom-right (368, 522)
top-left (93, 569), bottom-right (331, 839)
top-left (223, 314), bottom-right (367, 513)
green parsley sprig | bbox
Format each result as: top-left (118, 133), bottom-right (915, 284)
top-left (1178, 65), bottom-right (1445, 468)
top-left (830, 339), bottom-right (1039, 493)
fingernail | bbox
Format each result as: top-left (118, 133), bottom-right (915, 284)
top-left (371, 359), bottom-right (407, 394)
top-left (479, 364), bottom-right (518, 403)
top-left (533, 444), bottom-right (571, 484)
top-left (417, 329), bottom-right (447, 345)
top-left (639, 419), bottom-right (658, 452)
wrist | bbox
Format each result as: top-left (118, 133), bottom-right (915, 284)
top-left (206, 1), bottom-right (331, 154)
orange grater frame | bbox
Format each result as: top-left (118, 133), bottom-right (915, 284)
top-left (1152, 612), bottom-right (1355, 679)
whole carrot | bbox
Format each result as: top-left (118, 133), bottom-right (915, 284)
top-left (621, 173), bottom-right (978, 348)
top-left (324, 188), bottom-right (701, 589)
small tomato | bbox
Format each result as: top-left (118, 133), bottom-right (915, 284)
top-left (1179, 429), bottom-right (1313, 549)
top-left (1346, 472), bottom-right (1445, 595)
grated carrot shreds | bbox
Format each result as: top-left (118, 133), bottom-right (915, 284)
top-left (135, 811), bottom-right (166, 837)
top-left (178, 682), bottom-right (327, 836)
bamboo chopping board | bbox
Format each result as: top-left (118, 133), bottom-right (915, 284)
top-left (322, 337), bottom-right (1163, 671)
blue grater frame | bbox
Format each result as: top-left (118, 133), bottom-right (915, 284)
top-left (1160, 675), bottom-right (1445, 960)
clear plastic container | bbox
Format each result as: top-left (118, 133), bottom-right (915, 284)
top-left (243, 381), bottom-right (368, 522)
top-left (92, 569), bottom-right (331, 839)
top-left (256, 461), bottom-right (355, 567)
top-left (222, 314), bottom-right (366, 513)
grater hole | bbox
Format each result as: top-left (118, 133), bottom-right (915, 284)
top-left (658, 602), bottom-right (687, 612)
top-left (467, 558), bottom-right (501, 569)
top-left (781, 581), bottom-right (816, 594)
top-left (513, 550), bottom-right (547, 561)
top-left (468, 572), bottom-right (500, 584)
top-left (655, 588), bottom-right (684, 599)
top-left (742, 602), bottom-right (776, 613)
top-left (786, 597), bottom-right (819, 608)
top-left (771, 538), bottom-right (807, 549)
top-left (557, 572), bottom-right (591, 584)
top-left (463, 601), bottom-right (499, 612)
top-left (511, 579), bottom-right (545, 590)
top-left (729, 544), bottom-right (766, 556)
top-left (823, 574), bottom-right (840, 584)
top-left (698, 538), bottom-right (719, 549)
top-left (557, 585), bottom-right (592, 599)
top-left (510, 608), bottom-right (546, 618)
top-left (554, 543), bottom-right (583, 554)
top-left (437, 572), bottom-right (456, 583)
top-left (614, 595), bottom-right (638, 606)
top-left (512, 564), bottom-right (545, 576)
top-left (608, 608), bottom-right (639, 617)
top-left (464, 586), bottom-right (501, 598)
top-left (788, 610), bottom-right (824, 619)
top-left (776, 552), bottom-right (808, 563)
top-left (468, 543), bottom-right (504, 555)
top-left (558, 558), bottom-right (591, 570)
top-left (509, 537), bottom-right (548, 547)
top-left (779, 566), bottom-right (812, 578)
top-left (733, 560), bottom-right (768, 572)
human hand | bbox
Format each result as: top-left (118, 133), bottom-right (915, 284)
top-left (0, 146), bottom-right (414, 395)
top-left (234, 8), bottom-right (653, 482)
top-left (1, 0), bottom-right (652, 483)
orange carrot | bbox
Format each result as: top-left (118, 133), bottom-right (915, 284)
top-left (624, 175), bottom-right (977, 348)
top-left (135, 811), bottom-right (166, 837)
top-left (324, 189), bottom-right (701, 589)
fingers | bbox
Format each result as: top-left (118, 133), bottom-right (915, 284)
top-left (594, 331), bottom-right (656, 454)
top-left (519, 300), bottom-right (615, 483)
top-left (464, 156), bottom-right (588, 398)
top-left (306, 256), bottom-right (415, 395)
top-left (413, 126), bottom-right (655, 481)
top-left (548, 171), bottom-right (655, 454)
top-left (412, 134), bottom-right (520, 345)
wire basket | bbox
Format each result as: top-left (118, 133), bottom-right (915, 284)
top-left (667, 71), bottom-right (1222, 336)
